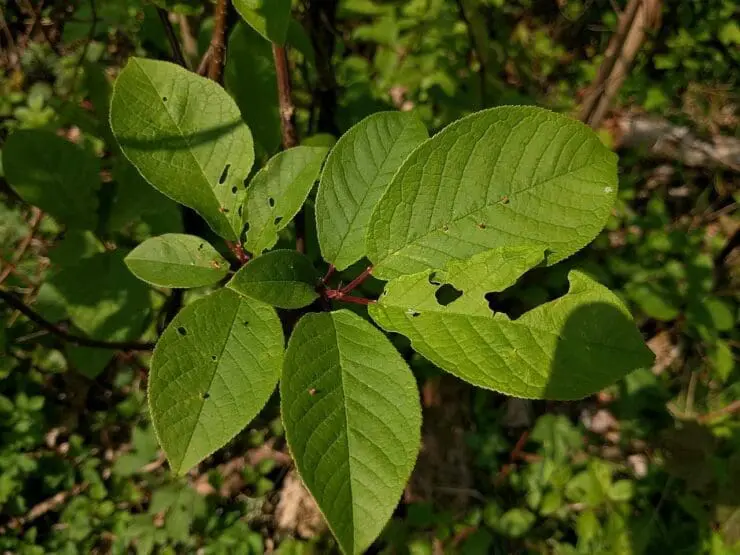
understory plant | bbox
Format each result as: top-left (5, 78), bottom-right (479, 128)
top-left (0, 7), bottom-right (655, 555)
top-left (95, 55), bottom-right (652, 552)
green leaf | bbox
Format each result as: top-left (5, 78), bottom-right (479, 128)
top-left (530, 414), bottom-right (582, 462)
top-left (149, 288), bottom-right (283, 474)
top-left (316, 112), bottom-right (428, 270)
top-left (496, 508), bottom-right (536, 538)
top-left (233, 0), bottom-right (292, 44)
top-left (227, 250), bottom-right (319, 309)
top-left (225, 22), bottom-right (280, 157)
top-left (125, 234), bottom-right (229, 288)
top-left (366, 106), bottom-right (618, 279)
top-left (281, 310), bottom-right (421, 554)
top-left (244, 146), bottom-right (329, 255)
top-left (50, 250), bottom-right (152, 346)
top-left (369, 247), bottom-right (653, 399)
top-left (2, 130), bottom-right (100, 229)
top-left (110, 57), bottom-right (254, 240)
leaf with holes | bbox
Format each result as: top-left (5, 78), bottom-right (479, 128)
top-left (233, 0), bottom-right (292, 44)
top-left (228, 250), bottom-right (319, 309)
top-left (225, 22), bottom-right (280, 157)
top-left (110, 58), bottom-right (254, 240)
top-left (366, 106), bottom-right (618, 279)
top-left (316, 112), bottom-right (428, 271)
top-left (369, 247), bottom-right (654, 399)
top-left (3, 130), bottom-right (100, 229)
top-left (281, 310), bottom-right (421, 555)
top-left (243, 146), bottom-right (329, 255)
top-left (149, 288), bottom-right (283, 474)
top-left (125, 234), bottom-right (229, 288)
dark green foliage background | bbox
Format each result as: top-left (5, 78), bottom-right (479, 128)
top-left (0, 0), bottom-right (737, 553)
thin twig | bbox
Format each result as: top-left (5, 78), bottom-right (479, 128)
top-left (0, 289), bottom-right (155, 351)
top-left (0, 208), bottom-right (43, 286)
top-left (495, 430), bottom-right (531, 485)
top-left (320, 264), bottom-right (336, 285)
top-left (698, 400), bottom-right (740, 424)
top-left (208, 0), bottom-right (228, 82)
top-left (156, 7), bottom-right (188, 68)
top-left (0, 9), bottom-right (17, 66)
top-left (455, 0), bottom-right (487, 106)
top-left (70, 0), bottom-right (97, 97)
top-left (197, 45), bottom-right (212, 76)
top-left (339, 265), bottom-right (373, 294)
top-left (1, 482), bottom-right (88, 533)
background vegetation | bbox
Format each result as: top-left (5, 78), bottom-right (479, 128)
top-left (0, 0), bottom-right (738, 553)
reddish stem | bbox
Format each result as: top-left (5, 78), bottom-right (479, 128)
top-left (332, 295), bottom-right (376, 306)
top-left (208, 0), bottom-right (227, 83)
top-left (339, 265), bottom-right (373, 294)
top-left (321, 264), bottom-right (336, 285)
top-left (225, 241), bottom-right (249, 264)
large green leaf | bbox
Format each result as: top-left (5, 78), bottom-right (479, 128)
top-left (369, 247), bottom-right (653, 399)
top-left (149, 288), bottom-right (283, 474)
top-left (243, 146), bottom-right (329, 255)
top-left (125, 234), bottom-right (229, 288)
top-left (233, 0), bottom-right (291, 44)
top-left (225, 22), bottom-right (280, 157)
top-left (281, 310), bottom-right (421, 555)
top-left (2, 130), bottom-right (100, 229)
top-left (110, 57), bottom-right (254, 240)
top-left (316, 112), bottom-right (428, 270)
top-left (227, 250), bottom-right (319, 309)
top-left (366, 106), bottom-right (618, 279)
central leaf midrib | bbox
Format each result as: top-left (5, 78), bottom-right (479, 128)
top-left (181, 293), bottom-right (242, 469)
top-left (133, 59), bottom-right (232, 236)
top-left (373, 144), bottom-right (605, 269)
top-left (331, 119), bottom-right (420, 265)
top-left (330, 316), bottom-right (357, 553)
top-left (129, 258), bottom-right (222, 270)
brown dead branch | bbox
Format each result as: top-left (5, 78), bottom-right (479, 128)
top-left (579, 0), bottom-right (662, 129)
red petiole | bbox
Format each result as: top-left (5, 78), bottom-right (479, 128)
top-left (322, 265), bottom-right (375, 305)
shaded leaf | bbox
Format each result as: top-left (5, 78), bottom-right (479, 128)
top-left (125, 234), bottom-right (229, 288)
top-left (369, 247), bottom-right (653, 399)
top-left (225, 22), bottom-right (280, 157)
top-left (281, 310), bottom-right (421, 554)
top-left (3, 130), bottom-right (100, 229)
top-left (366, 106), bottom-right (618, 279)
top-left (233, 0), bottom-right (292, 44)
top-left (228, 249), bottom-right (319, 309)
top-left (149, 288), bottom-right (283, 474)
top-left (244, 146), bottom-right (329, 255)
top-left (50, 250), bottom-right (152, 349)
top-left (110, 58), bottom-right (254, 240)
top-left (108, 158), bottom-right (183, 234)
top-left (316, 111), bottom-right (428, 270)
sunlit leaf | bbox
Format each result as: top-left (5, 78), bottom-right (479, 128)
top-left (282, 310), bottom-right (421, 554)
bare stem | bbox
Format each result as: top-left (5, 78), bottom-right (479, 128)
top-left (271, 42), bottom-right (301, 251)
top-left (208, 0), bottom-right (228, 82)
top-left (225, 240), bottom-right (249, 264)
top-left (272, 43), bottom-right (299, 149)
top-left (339, 265), bottom-right (373, 294)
